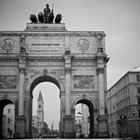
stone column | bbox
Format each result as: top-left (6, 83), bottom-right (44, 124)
top-left (96, 55), bottom-right (108, 137)
top-left (18, 64), bottom-right (25, 115)
top-left (65, 56), bottom-right (71, 115)
top-left (63, 49), bottom-right (74, 138)
top-left (15, 55), bottom-right (26, 138)
top-left (97, 68), bottom-right (105, 115)
top-left (71, 108), bottom-right (76, 137)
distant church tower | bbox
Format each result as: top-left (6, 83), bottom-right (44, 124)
top-left (37, 90), bottom-right (44, 122)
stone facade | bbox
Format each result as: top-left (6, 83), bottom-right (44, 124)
top-left (0, 23), bottom-right (109, 138)
top-left (106, 71), bottom-right (140, 138)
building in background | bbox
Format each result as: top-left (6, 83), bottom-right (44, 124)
top-left (75, 104), bottom-right (90, 138)
top-left (37, 91), bottom-right (44, 123)
top-left (81, 104), bottom-right (89, 137)
top-left (32, 91), bottom-right (48, 137)
top-left (106, 70), bottom-right (140, 138)
top-left (2, 104), bottom-right (15, 138)
top-left (32, 115), bottom-right (39, 137)
top-left (75, 115), bottom-right (82, 137)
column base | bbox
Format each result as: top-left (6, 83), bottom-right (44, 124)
top-left (97, 115), bottom-right (108, 138)
top-left (15, 115), bottom-right (26, 138)
top-left (63, 115), bottom-right (75, 138)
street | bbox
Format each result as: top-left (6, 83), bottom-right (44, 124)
top-left (2, 138), bottom-right (140, 140)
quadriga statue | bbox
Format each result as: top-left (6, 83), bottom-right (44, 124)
top-left (55, 14), bottom-right (62, 23)
top-left (38, 12), bottom-right (44, 23)
top-left (48, 10), bottom-right (54, 23)
top-left (30, 14), bottom-right (38, 23)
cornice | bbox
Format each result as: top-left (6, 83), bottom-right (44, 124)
top-left (0, 56), bottom-right (18, 62)
top-left (0, 32), bottom-right (22, 36)
top-left (0, 54), bottom-right (98, 63)
top-left (72, 55), bottom-right (96, 62)
top-left (0, 54), bottom-right (64, 62)
top-left (0, 31), bottom-right (106, 37)
top-left (27, 55), bottom-right (64, 62)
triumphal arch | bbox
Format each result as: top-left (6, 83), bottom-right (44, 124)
top-left (0, 6), bottom-right (109, 138)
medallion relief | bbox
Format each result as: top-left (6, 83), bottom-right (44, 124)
top-left (77, 38), bottom-right (89, 52)
top-left (73, 75), bottom-right (94, 89)
top-left (0, 75), bottom-right (17, 89)
top-left (1, 38), bottom-right (14, 53)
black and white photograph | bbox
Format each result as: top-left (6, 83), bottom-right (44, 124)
top-left (0, 0), bottom-right (140, 140)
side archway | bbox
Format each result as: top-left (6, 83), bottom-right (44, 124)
top-left (72, 96), bottom-right (97, 111)
top-left (0, 97), bottom-right (16, 138)
top-left (72, 96), bottom-right (97, 138)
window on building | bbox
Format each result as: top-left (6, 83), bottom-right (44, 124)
top-left (138, 98), bottom-right (140, 105)
top-left (136, 74), bottom-right (140, 82)
top-left (8, 118), bottom-right (10, 123)
top-left (137, 88), bottom-right (140, 93)
top-left (138, 110), bottom-right (140, 117)
top-left (8, 109), bottom-right (10, 113)
top-left (39, 105), bottom-right (41, 108)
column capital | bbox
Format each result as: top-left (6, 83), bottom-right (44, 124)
top-left (18, 55), bottom-right (26, 73)
top-left (96, 67), bottom-right (104, 74)
top-left (64, 52), bottom-right (71, 73)
top-left (19, 65), bottom-right (26, 74)
top-left (95, 54), bottom-right (109, 64)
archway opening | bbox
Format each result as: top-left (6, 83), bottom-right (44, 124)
top-left (0, 99), bottom-right (15, 139)
top-left (75, 99), bottom-right (94, 138)
top-left (30, 76), bottom-right (60, 138)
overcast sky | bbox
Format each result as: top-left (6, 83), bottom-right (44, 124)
top-left (1, 0), bottom-right (140, 129)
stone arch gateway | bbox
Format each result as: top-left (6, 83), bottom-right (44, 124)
top-left (0, 23), bottom-right (109, 138)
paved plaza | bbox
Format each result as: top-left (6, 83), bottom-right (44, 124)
top-left (2, 138), bottom-right (140, 140)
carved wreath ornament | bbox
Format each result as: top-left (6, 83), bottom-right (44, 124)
top-left (77, 38), bottom-right (89, 52)
top-left (1, 38), bottom-right (14, 53)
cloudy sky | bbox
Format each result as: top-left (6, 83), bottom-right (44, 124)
top-left (0, 0), bottom-right (140, 129)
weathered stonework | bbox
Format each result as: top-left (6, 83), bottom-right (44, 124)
top-left (73, 75), bottom-right (94, 89)
top-left (0, 23), bottom-right (109, 138)
top-left (0, 75), bottom-right (18, 89)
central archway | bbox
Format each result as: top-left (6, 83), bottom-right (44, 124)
top-left (29, 75), bottom-right (61, 138)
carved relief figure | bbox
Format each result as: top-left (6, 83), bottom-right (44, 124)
top-left (95, 33), bottom-right (104, 51)
top-left (51, 69), bottom-right (64, 79)
top-left (73, 75), bottom-right (94, 89)
top-left (19, 34), bottom-right (26, 54)
top-left (0, 76), bottom-right (17, 89)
